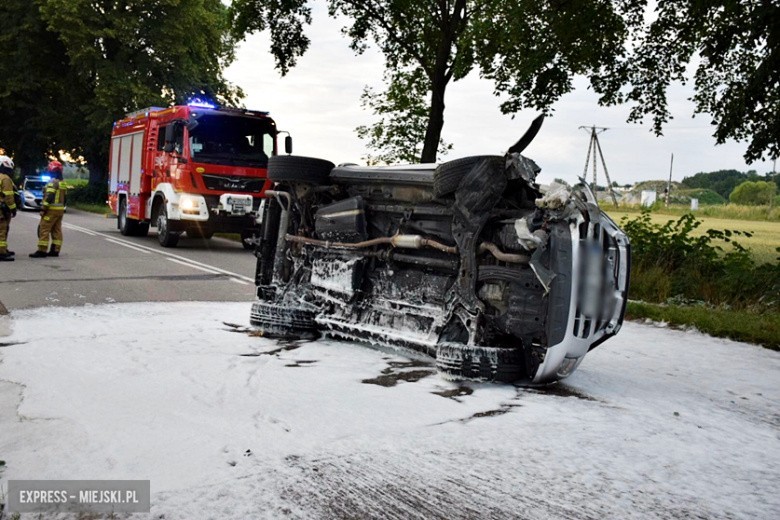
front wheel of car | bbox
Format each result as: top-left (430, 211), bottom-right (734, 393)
top-left (157, 207), bottom-right (180, 247)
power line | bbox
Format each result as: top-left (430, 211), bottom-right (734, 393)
top-left (579, 125), bottom-right (618, 207)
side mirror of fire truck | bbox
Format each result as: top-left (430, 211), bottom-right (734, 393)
top-left (284, 135), bottom-right (293, 155)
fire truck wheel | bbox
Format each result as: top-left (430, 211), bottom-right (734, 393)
top-left (157, 207), bottom-right (180, 247)
top-left (267, 155), bottom-right (335, 185)
top-left (119, 198), bottom-right (141, 236)
top-left (433, 155), bottom-right (502, 198)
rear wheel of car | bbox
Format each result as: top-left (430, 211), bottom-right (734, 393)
top-left (157, 207), bottom-right (180, 247)
top-left (267, 155), bottom-right (335, 184)
top-left (433, 155), bottom-right (503, 197)
top-left (119, 198), bottom-right (141, 236)
top-left (249, 301), bottom-right (319, 340)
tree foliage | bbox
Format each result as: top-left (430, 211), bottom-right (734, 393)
top-left (594, 0), bottom-right (780, 164)
top-left (231, 0), bottom-right (633, 163)
top-left (0, 0), bottom-right (241, 177)
top-left (681, 169), bottom-right (761, 200)
top-left (729, 180), bottom-right (778, 206)
top-left (355, 68), bottom-right (452, 164)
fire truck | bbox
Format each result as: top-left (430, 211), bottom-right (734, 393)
top-left (108, 102), bottom-right (289, 248)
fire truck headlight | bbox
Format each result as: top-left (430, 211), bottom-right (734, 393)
top-left (179, 194), bottom-right (204, 215)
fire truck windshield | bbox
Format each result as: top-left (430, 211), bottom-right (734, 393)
top-left (188, 114), bottom-right (275, 168)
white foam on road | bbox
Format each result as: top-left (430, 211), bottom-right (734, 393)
top-left (0, 302), bottom-right (778, 519)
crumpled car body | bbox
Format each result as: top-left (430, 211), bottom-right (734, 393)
top-left (250, 120), bottom-right (630, 384)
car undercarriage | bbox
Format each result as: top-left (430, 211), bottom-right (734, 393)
top-left (250, 118), bottom-right (630, 384)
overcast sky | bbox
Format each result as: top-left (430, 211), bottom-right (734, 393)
top-left (223, 8), bottom-right (774, 186)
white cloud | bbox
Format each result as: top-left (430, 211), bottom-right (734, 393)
top-left (224, 11), bottom-right (774, 185)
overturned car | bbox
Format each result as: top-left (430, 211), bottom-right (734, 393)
top-left (250, 118), bottom-right (630, 384)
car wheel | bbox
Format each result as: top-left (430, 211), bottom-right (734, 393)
top-left (240, 229), bottom-right (258, 250)
top-left (118, 198), bottom-right (139, 236)
top-left (267, 155), bottom-right (335, 184)
top-left (433, 155), bottom-right (503, 197)
top-left (157, 207), bottom-right (180, 247)
top-left (249, 301), bottom-right (318, 340)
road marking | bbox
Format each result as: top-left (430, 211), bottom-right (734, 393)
top-left (166, 258), bottom-right (250, 285)
top-left (166, 258), bottom-right (221, 274)
top-left (104, 238), bottom-right (151, 254)
top-left (61, 222), bottom-right (255, 284)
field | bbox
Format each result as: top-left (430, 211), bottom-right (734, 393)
top-left (607, 209), bottom-right (780, 264)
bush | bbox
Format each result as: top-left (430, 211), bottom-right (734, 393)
top-left (729, 180), bottom-right (777, 205)
top-left (66, 180), bottom-right (107, 204)
top-left (621, 210), bottom-right (780, 309)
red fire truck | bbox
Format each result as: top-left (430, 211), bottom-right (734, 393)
top-left (108, 102), bottom-right (288, 248)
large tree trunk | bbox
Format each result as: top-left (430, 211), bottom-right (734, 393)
top-left (421, 79), bottom-right (447, 163)
top-left (419, 0), bottom-right (465, 164)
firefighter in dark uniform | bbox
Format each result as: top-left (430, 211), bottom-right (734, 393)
top-left (30, 161), bottom-right (66, 258)
top-left (0, 155), bottom-right (17, 261)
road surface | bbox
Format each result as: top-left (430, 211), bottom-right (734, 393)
top-left (0, 209), bottom-right (256, 310)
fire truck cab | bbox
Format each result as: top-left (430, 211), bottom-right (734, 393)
top-left (108, 103), bottom-right (284, 248)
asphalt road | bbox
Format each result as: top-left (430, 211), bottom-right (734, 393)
top-left (0, 209), bottom-right (257, 310)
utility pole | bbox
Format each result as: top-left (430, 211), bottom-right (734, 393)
top-left (665, 153), bottom-right (674, 207)
top-left (579, 125), bottom-right (618, 207)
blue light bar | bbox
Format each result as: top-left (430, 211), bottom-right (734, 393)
top-left (187, 97), bottom-right (217, 109)
top-left (41, 175), bottom-right (52, 181)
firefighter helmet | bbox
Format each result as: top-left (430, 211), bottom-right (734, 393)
top-left (48, 160), bottom-right (63, 172)
top-left (0, 155), bottom-right (13, 170)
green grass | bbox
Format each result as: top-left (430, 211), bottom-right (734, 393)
top-left (610, 203), bottom-right (780, 221)
top-left (626, 301), bottom-right (780, 350)
top-left (608, 209), bottom-right (780, 264)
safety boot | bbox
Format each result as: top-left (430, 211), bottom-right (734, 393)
top-left (0, 252), bottom-right (14, 261)
top-left (29, 250), bottom-right (48, 258)
top-left (48, 246), bottom-right (59, 257)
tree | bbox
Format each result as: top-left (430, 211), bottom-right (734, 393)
top-left (0, 0), bottom-right (241, 179)
top-left (681, 169), bottom-right (760, 200)
top-left (729, 180), bottom-right (777, 206)
top-left (593, 0), bottom-right (780, 164)
top-left (355, 68), bottom-right (453, 164)
top-left (231, 0), bottom-right (632, 163)
top-left (0, 1), bottom-right (72, 175)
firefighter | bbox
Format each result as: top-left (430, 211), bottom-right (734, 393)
top-left (0, 155), bottom-right (17, 261)
top-left (30, 160), bottom-right (66, 258)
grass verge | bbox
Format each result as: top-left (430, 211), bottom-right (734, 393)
top-left (626, 301), bottom-right (780, 350)
top-left (68, 202), bottom-right (111, 214)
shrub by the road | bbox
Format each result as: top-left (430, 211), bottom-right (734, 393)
top-left (622, 211), bottom-right (779, 347)
top-left (622, 211), bottom-right (779, 309)
top-left (66, 180), bottom-right (107, 204)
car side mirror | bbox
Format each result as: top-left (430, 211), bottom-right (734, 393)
top-left (284, 135), bottom-right (293, 155)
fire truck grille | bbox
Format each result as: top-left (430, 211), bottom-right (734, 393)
top-left (202, 174), bottom-right (263, 193)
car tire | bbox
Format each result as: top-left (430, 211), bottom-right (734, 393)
top-left (267, 155), bottom-right (335, 184)
top-left (240, 229), bottom-right (258, 251)
top-left (249, 301), bottom-right (319, 340)
top-left (435, 342), bottom-right (525, 383)
top-left (119, 198), bottom-right (140, 236)
top-left (157, 207), bottom-right (180, 247)
top-left (433, 155), bottom-right (503, 197)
